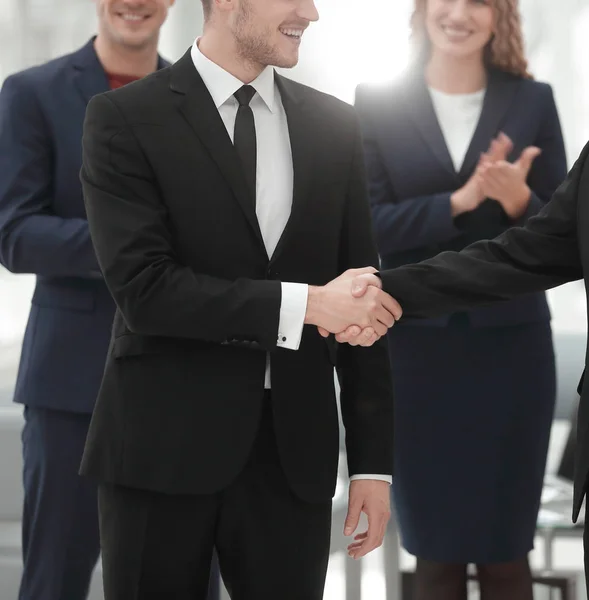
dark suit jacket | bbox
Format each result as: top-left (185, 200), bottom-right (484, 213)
top-left (355, 68), bottom-right (567, 328)
top-left (0, 38), bottom-right (168, 414)
top-left (78, 49), bottom-right (394, 503)
top-left (379, 141), bottom-right (589, 520)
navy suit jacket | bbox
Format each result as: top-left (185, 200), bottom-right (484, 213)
top-left (355, 68), bottom-right (568, 328)
top-left (0, 38), bottom-right (169, 413)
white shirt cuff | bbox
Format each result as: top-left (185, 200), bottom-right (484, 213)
top-left (277, 283), bottom-right (308, 350)
top-left (350, 474), bottom-right (392, 485)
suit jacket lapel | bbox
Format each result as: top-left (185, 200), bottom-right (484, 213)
top-left (71, 38), bottom-right (111, 104)
top-left (71, 37), bottom-right (171, 105)
top-left (157, 56), bottom-right (170, 70)
top-left (459, 69), bottom-right (519, 177)
top-left (402, 69), bottom-right (519, 180)
top-left (169, 51), bottom-right (266, 253)
top-left (269, 74), bottom-right (313, 264)
top-left (402, 72), bottom-right (457, 178)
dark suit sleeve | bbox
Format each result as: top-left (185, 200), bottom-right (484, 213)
top-left (379, 141), bottom-right (587, 318)
top-left (354, 85), bottom-right (462, 255)
top-left (517, 84), bottom-right (568, 225)
top-left (0, 74), bottom-right (100, 276)
top-left (81, 93), bottom-right (282, 349)
top-left (336, 113), bottom-right (394, 478)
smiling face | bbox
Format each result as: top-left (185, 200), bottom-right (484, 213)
top-left (228, 0), bottom-right (319, 69)
top-left (95, 0), bottom-right (174, 50)
top-left (425, 0), bottom-right (494, 61)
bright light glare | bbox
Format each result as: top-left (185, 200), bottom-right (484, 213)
top-left (290, 0), bottom-right (413, 103)
top-left (313, 0), bottom-right (413, 83)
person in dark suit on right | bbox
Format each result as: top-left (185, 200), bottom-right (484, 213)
top-left (351, 0), bottom-right (567, 598)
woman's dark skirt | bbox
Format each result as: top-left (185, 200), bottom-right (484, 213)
top-left (388, 316), bottom-right (556, 563)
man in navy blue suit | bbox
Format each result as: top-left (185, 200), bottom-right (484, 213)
top-left (0, 2), bottom-right (190, 599)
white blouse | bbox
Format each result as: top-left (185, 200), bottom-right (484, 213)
top-left (428, 86), bottom-right (486, 172)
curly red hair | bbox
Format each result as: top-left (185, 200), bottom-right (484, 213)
top-left (410, 0), bottom-right (532, 78)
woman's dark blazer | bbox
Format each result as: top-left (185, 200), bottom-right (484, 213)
top-left (355, 68), bottom-right (568, 328)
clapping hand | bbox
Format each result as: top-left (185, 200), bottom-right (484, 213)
top-left (450, 132), bottom-right (513, 216)
top-left (476, 142), bottom-right (541, 219)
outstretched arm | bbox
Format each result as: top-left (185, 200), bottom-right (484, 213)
top-left (350, 141), bottom-right (587, 323)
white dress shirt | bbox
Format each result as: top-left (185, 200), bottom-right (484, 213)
top-left (191, 41), bottom-right (391, 484)
top-left (429, 87), bottom-right (486, 172)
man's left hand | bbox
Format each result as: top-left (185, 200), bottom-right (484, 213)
top-left (344, 479), bottom-right (391, 559)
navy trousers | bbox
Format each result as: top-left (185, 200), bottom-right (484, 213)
top-left (19, 407), bottom-right (100, 600)
top-left (19, 406), bottom-right (221, 600)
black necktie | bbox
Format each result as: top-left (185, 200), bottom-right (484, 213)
top-left (233, 85), bottom-right (257, 207)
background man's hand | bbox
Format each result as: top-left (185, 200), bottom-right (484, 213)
top-left (305, 268), bottom-right (399, 343)
top-left (344, 480), bottom-right (391, 560)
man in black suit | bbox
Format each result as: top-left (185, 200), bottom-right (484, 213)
top-left (0, 1), bottom-right (173, 599)
top-left (343, 142), bottom-right (589, 590)
top-left (79, 0), bottom-right (399, 597)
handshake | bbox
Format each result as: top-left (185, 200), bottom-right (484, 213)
top-left (304, 268), bottom-right (402, 347)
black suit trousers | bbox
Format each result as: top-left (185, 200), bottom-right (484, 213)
top-left (97, 394), bottom-right (332, 600)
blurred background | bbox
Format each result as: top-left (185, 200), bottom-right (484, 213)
top-left (0, 0), bottom-right (588, 598)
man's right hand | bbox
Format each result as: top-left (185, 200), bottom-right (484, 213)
top-left (305, 268), bottom-right (401, 343)
top-left (332, 273), bottom-right (401, 345)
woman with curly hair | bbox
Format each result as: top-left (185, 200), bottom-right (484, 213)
top-left (354, 1), bottom-right (567, 598)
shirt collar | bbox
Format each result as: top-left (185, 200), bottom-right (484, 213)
top-left (191, 39), bottom-right (276, 113)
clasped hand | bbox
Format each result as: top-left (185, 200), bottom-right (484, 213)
top-left (310, 268), bottom-right (399, 347)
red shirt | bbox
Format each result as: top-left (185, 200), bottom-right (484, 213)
top-left (107, 73), bottom-right (140, 90)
